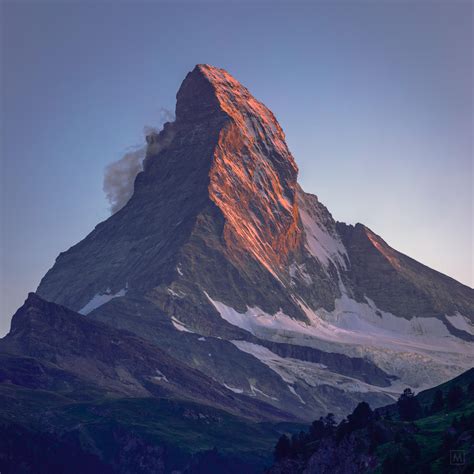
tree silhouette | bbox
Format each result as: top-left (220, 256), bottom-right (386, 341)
top-left (310, 418), bottom-right (325, 440)
top-left (347, 401), bottom-right (373, 430)
top-left (323, 413), bottom-right (336, 434)
top-left (397, 388), bottom-right (421, 421)
top-left (274, 434), bottom-right (291, 461)
top-left (290, 431), bottom-right (307, 458)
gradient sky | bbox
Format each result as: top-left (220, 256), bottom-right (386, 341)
top-left (1, 1), bottom-right (472, 336)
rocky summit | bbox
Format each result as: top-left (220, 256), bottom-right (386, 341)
top-left (4, 65), bottom-right (474, 428)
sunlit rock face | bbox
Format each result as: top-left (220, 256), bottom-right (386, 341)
top-left (172, 64), bottom-right (302, 278)
top-left (33, 64), bottom-right (474, 421)
top-left (199, 65), bottom-right (301, 274)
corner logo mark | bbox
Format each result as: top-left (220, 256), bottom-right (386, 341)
top-left (450, 450), bottom-right (465, 466)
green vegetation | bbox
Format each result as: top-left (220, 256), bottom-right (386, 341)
top-left (0, 383), bottom-right (305, 473)
top-left (270, 368), bottom-right (474, 473)
top-left (1, 362), bottom-right (473, 473)
top-left (374, 399), bottom-right (474, 473)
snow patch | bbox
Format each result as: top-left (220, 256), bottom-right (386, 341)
top-left (79, 288), bottom-right (127, 315)
top-left (171, 317), bottom-right (194, 333)
top-left (288, 384), bottom-right (306, 404)
top-left (167, 288), bottom-right (184, 298)
top-left (232, 340), bottom-right (296, 383)
top-left (209, 293), bottom-right (469, 355)
top-left (153, 369), bottom-right (169, 383)
top-left (250, 384), bottom-right (278, 401)
top-left (207, 293), bottom-right (474, 390)
top-left (446, 313), bottom-right (474, 336)
top-left (289, 263), bottom-right (313, 285)
top-left (299, 207), bottom-right (347, 269)
top-left (231, 340), bottom-right (373, 395)
top-left (223, 383), bottom-right (244, 394)
top-left (207, 293), bottom-right (306, 337)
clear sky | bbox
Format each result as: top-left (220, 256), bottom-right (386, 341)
top-left (1, 1), bottom-right (472, 336)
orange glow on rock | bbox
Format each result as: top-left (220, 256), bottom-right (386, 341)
top-left (365, 229), bottom-right (402, 270)
top-left (196, 65), bottom-right (302, 276)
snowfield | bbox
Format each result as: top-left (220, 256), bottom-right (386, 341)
top-left (446, 312), bottom-right (474, 335)
top-left (207, 292), bottom-right (473, 390)
top-left (299, 206), bottom-right (348, 270)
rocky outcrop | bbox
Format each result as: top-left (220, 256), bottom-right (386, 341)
top-left (266, 435), bottom-right (377, 474)
top-left (258, 340), bottom-right (395, 387)
top-left (337, 222), bottom-right (474, 320)
top-left (37, 64), bottom-right (309, 320)
top-left (1, 293), bottom-right (291, 422)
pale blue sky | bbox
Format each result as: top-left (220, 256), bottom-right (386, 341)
top-left (1, 1), bottom-right (472, 335)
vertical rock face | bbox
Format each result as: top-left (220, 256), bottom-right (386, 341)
top-left (31, 64), bottom-right (474, 421)
top-left (199, 65), bottom-right (301, 274)
top-left (167, 64), bottom-right (302, 277)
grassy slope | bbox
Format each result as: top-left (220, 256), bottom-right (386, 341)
top-left (0, 383), bottom-right (305, 472)
top-left (373, 400), bottom-right (474, 473)
top-left (416, 368), bottom-right (474, 406)
top-left (371, 369), bottom-right (474, 473)
top-left (266, 368), bottom-right (474, 473)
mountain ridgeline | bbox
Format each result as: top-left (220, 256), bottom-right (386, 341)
top-left (1, 65), bottom-right (473, 473)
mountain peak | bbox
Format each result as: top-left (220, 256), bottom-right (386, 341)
top-left (172, 64), bottom-right (302, 273)
top-left (38, 65), bottom-right (303, 311)
top-left (176, 64), bottom-right (291, 158)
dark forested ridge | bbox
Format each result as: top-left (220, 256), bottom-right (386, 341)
top-left (1, 360), bottom-right (472, 473)
top-left (267, 368), bottom-right (474, 474)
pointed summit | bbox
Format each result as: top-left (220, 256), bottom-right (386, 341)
top-left (175, 65), bottom-right (293, 164)
top-left (147, 65), bottom-right (302, 276)
top-left (38, 65), bottom-right (303, 313)
top-left (175, 65), bottom-right (301, 273)
top-left (174, 65), bottom-right (225, 124)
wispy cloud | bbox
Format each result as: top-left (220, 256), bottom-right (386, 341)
top-left (103, 108), bottom-right (175, 214)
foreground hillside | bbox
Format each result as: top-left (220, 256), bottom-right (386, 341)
top-left (1, 344), bottom-right (471, 473)
top-left (0, 294), bottom-right (304, 473)
top-left (0, 382), bottom-right (303, 473)
top-left (267, 369), bottom-right (474, 473)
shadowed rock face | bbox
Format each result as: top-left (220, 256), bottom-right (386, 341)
top-left (337, 222), bottom-right (474, 322)
top-left (1, 293), bottom-right (292, 422)
top-left (28, 64), bottom-right (474, 420)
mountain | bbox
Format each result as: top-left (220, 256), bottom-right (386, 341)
top-left (1, 293), bottom-right (291, 421)
top-left (0, 293), bottom-right (304, 473)
top-left (26, 64), bottom-right (473, 421)
top-left (266, 368), bottom-right (474, 473)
